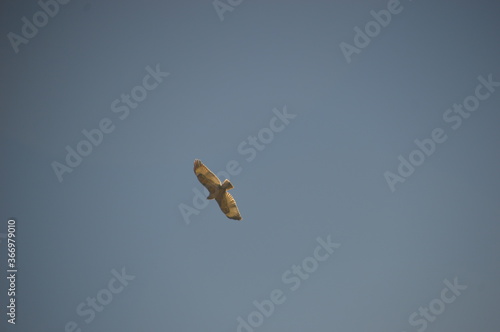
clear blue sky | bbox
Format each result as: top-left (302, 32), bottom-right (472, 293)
top-left (1, 1), bottom-right (499, 331)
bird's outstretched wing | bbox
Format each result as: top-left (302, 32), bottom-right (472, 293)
top-left (193, 159), bottom-right (220, 196)
top-left (215, 191), bottom-right (242, 220)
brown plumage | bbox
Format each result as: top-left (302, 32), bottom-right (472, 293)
top-left (193, 159), bottom-right (242, 220)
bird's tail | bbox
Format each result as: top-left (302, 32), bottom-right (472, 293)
top-left (221, 179), bottom-right (234, 190)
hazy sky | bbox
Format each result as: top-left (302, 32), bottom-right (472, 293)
top-left (1, 1), bottom-right (499, 331)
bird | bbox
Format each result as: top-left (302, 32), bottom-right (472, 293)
top-left (193, 159), bottom-right (242, 220)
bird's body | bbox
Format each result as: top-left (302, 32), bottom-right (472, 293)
top-left (193, 159), bottom-right (242, 220)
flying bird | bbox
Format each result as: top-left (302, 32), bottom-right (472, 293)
top-left (193, 159), bottom-right (242, 220)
